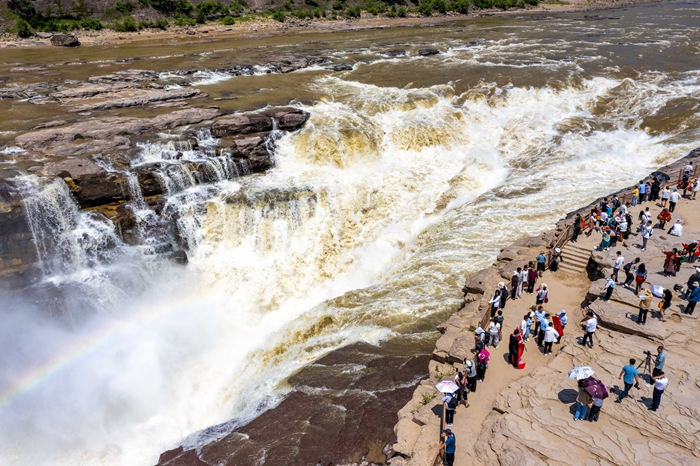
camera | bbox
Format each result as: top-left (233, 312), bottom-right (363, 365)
top-left (643, 350), bottom-right (652, 356)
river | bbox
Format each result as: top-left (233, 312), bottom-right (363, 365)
top-left (1, 2), bottom-right (699, 465)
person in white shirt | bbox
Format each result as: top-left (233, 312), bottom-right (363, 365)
top-left (669, 220), bottom-right (683, 237)
top-left (660, 186), bottom-right (671, 207)
top-left (581, 311), bottom-right (597, 347)
top-left (692, 179), bottom-right (699, 200)
top-left (669, 188), bottom-right (682, 212)
top-left (542, 325), bottom-right (559, 355)
top-left (613, 251), bottom-right (624, 282)
top-left (650, 371), bottom-right (669, 411)
top-left (641, 221), bottom-right (653, 252)
top-left (488, 318), bottom-right (501, 348)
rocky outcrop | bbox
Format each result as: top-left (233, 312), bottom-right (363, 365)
top-left (15, 107), bottom-right (223, 156)
top-left (67, 88), bottom-right (205, 113)
top-left (212, 108), bottom-right (309, 137)
top-left (28, 159), bottom-right (125, 208)
top-left (50, 34), bottom-right (80, 47)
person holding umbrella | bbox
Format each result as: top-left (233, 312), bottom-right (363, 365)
top-left (436, 380), bottom-right (459, 427)
top-left (574, 378), bottom-right (594, 421)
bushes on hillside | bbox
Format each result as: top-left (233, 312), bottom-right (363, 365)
top-left (15, 17), bottom-right (32, 37)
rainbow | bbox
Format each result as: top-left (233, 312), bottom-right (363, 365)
top-left (0, 290), bottom-right (208, 412)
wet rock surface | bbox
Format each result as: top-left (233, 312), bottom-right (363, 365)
top-left (50, 34), bottom-right (80, 47)
top-left (156, 341), bottom-right (431, 466)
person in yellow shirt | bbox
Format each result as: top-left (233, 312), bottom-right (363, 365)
top-left (632, 187), bottom-right (639, 206)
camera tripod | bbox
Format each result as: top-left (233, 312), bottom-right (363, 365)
top-left (637, 352), bottom-right (653, 385)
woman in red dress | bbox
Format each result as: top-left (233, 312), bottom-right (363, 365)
top-left (552, 314), bottom-right (564, 344)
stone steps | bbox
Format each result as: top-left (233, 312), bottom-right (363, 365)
top-left (559, 243), bottom-right (592, 274)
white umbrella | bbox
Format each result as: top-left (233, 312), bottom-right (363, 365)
top-left (435, 380), bottom-right (459, 393)
top-left (568, 366), bottom-right (595, 380)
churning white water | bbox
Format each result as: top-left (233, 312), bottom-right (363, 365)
top-left (1, 6), bottom-right (700, 465)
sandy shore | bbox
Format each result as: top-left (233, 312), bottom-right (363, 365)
top-left (390, 146), bottom-right (700, 465)
top-left (0, 0), bottom-right (665, 49)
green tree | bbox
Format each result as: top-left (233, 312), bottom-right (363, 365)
top-left (272, 8), bottom-right (285, 21)
top-left (8, 0), bottom-right (36, 20)
top-left (15, 17), bottom-right (32, 37)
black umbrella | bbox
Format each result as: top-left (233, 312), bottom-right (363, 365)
top-left (651, 171), bottom-right (671, 181)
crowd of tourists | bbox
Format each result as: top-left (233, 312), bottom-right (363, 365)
top-left (439, 166), bottom-right (697, 463)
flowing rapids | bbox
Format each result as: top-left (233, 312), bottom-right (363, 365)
top-left (1, 3), bottom-right (700, 465)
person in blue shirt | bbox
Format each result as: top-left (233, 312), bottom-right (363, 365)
top-left (441, 429), bottom-right (456, 466)
top-left (615, 359), bottom-right (640, 403)
top-left (537, 313), bottom-right (549, 347)
top-left (639, 182), bottom-right (647, 203)
top-left (558, 310), bottom-right (568, 330)
top-left (653, 346), bottom-right (666, 377)
top-left (685, 284), bottom-right (700, 315)
top-left (536, 251), bottom-right (547, 276)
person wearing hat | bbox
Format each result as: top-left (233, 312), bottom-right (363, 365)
top-left (550, 247), bottom-right (563, 272)
top-left (441, 429), bottom-right (456, 465)
top-left (669, 187), bottom-right (682, 212)
top-left (685, 282), bottom-right (700, 315)
top-left (603, 275), bottom-right (616, 301)
top-left (668, 219), bottom-right (683, 237)
top-left (441, 391), bottom-right (457, 426)
top-left (498, 281), bottom-right (509, 310)
top-left (463, 357), bottom-right (478, 393)
top-left (600, 227), bottom-right (611, 251)
top-left (488, 287), bottom-right (501, 318)
top-left (637, 287), bottom-right (653, 325)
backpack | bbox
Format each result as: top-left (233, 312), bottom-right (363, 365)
top-left (447, 396), bottom-right (458, 409)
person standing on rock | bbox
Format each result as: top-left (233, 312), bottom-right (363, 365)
top-left (657, 208), bottom-right (672, 229)
top-left (520, 314), bottom-right (531, 342)
top-left (543, 324), bottom-right (559, 355)
top-left (537, 313), bottom-right (550, 348)
top-left (453, 371), bottom-right (470, 408)
top-left (476, 347), bottom-right (489, 382)
top-left (511, 270), bottom-right (519, 300)
top-left (691, 179), bottom-right (700, 200)
top-left (441, 429), bottom-right (456, 466)
top-left (518, 267), bottom-right (527, 298)
top-left (557, 310), bottom-right (567, 336)
top-left (581, 312), bottom-right (597, 348)
top-left (684, 283), bottom-right (700, 315)
top-left (653, 346), bottom-right (666, 378)
top-left (588, 394), bottom-right (605, 422)
top-left (509, 329), bottom-right (520, 367)
top-left (641, 221), bottom-right (653, 252)
top-left (499, 283), bottom-right (509, 310)
top-left (550, 248), bottom-right (563, 272)
top-left (533, 306), bottom-right (545, 336)
top-left (660, 185), bottom-right (671, 207)
top-left (639, 181), bottom-right (647, 203)
top-left (536, 251), bottom-right (547, 277)
top-left (623, 258), bottom-right (641, 288)
top-left (488, 318), bottom-right (501, 349)
top-left (527, 266), bottom-right (538, 294)
top-left (650, 372), bottom-right (668, 412)
top-left (574, 379), bottom-right (594, 421)
top-left (488, 288), bottom-right (501, 318)
top-left (659, 288), bottom-right (672, 322)
top-left (650, 180), bottom-right (660, 202)
top-left (635, 263), bottom-right (648, 293)
top-left (638, 288), bottom-right (653, 325)
top-left (441, 392), bottom-right (457, 427)
top-left (536, 284), bottom-right (549, 306)
top-left (616, 359), bottom-right (640, 403)
top-left (604, 275), bottom-right (616, 301)
top-left (599, 226), bottom-right (611, 251)
top-left (669, 187), bottom-right (682, 212)
top-left (613, 251), bottom-right (624, 282)
top-left (495, 310), bottom-right (505, 342)
top-left (463, 358), bottom-right (478, 393)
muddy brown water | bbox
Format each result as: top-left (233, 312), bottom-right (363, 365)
top-left (1, 2), bottom-right (700, 466)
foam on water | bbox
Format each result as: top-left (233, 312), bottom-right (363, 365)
top-left (1, 12), bottom-right (700, 466)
